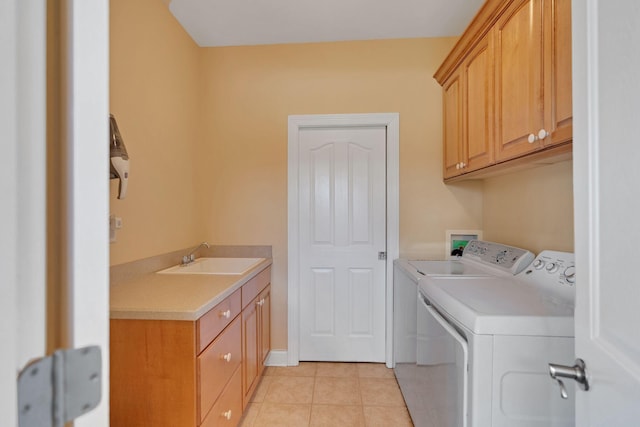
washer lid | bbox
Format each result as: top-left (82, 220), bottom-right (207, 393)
top-left (408, 260), bottom-right (496, 277)
top-left (419, 276), bottom-right (575, 337)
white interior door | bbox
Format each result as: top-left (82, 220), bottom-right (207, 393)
top-left (572, 0), bottom-right (640, 424)
top-left (0, 1), bottom-right (109, 425)
top-left (298, 126), bottom-right (387, 362)
top-left (1, 1), bottom-right (46, 424)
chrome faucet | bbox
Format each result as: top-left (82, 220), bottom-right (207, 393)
top-left (182, 242), bottom-right (210, 265)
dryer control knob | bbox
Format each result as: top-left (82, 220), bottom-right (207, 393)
top-left (546, 263), bottom-right (559, 273)
top-left (533, 259), bottom-right (545, 269)
top-left (564, 266), bottom-right (576, 284)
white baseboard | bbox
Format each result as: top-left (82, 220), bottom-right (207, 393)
top-left (265, 350), bottom-right (289, 366)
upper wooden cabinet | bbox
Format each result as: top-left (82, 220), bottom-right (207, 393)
top-left (435, 0), bottom-right (572, 181)
top-left (443, 34), bottom-right (495, 179)
top-left (464, 35), bottom-right (495, 172)
top-left (443, 71), bottom-right (463, 179)
top-left (494, 0), bottom-right (545, 160)
top-left (545, 0), bottom-right (573, 146)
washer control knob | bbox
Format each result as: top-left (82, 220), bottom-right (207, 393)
top-left (564, 266), bottom-right (576, 284)
top-left (533, 259), bottom-right (545, 269)
top-left (546, 262), bottom-right (559, 273)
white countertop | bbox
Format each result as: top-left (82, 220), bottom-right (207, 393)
top-left (110, 258), bottom-right (272, 321)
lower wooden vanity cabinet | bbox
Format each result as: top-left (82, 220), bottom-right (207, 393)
top-left (110, 266), bottom-right (271, 427)
top-left (198, 316), bottom-right (241, 424)
top-left (241, 267), bottom-right (272, 409)
top-left (201, 368), bottom-right (243, 427)
top-left (259, 286), bottom-right (271, 369)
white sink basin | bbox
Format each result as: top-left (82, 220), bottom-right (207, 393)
top-left (157, 257), bottom-right (265, 276)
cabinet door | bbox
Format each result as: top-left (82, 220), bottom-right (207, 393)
top-left (443, 72), bottom-right (464, 178)
top-left (242, 297), bottom-right (259, 409)
top-left (464, 35), bottom-right (494, 172)
top-left (110, 319), bottom-right (198, 427)
top-left (544, 0), bottom-right (572, 146)
top-left (494, 0), bottom-right (545, 161)
top-left (259, 285), bottom-right (271, 369)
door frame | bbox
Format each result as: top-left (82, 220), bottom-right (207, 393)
top-left (0, 1), bottom-right (46, 422)
top-left (0, 0), bottom-right (109, 424)
top-left (287, 113), bottom-right (399, 367)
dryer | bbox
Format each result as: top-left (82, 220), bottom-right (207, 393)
top-left (418, 250), bottom-right (576, 427)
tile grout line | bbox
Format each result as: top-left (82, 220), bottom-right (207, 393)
top-left (244, 362), bottom-right (409, 426)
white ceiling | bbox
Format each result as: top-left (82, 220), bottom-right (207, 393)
top-left (167, 0), bottom-right (485, 47)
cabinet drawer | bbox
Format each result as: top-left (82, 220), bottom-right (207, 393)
top-left (198, 316), bottom-right (242, 423)
top-left (241, 267), bottom-right (271, 309)
top-left (201, 367), bottom-right (242, 427)
top-left (197, 288), bottom-right (241, 353)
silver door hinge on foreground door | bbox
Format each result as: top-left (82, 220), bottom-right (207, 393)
top-left (378, 252), bottom-right (387, 260)
top-left (17, 346), bottom-right (102, 427)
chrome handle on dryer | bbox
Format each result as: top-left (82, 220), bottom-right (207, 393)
top-left (548, 358), bottom-right (589, 399)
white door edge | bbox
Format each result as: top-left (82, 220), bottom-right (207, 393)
top-left (66, 1), bottom-right (110, 425)
top-left (1, 0), bottom-right (46, 423)
top-left (287, 113), bottom-right (400, 367)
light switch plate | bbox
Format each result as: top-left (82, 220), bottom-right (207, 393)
top-left (109, 215), bottom-right (116, 243)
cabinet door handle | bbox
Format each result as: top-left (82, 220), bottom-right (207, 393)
top-left (538, 129), bottom-right (549, 140)
top-left (222, 409), bottom-right (232, 420)
top-left (220, 309), bottom-right (231, 319)
top-left (528, 129), bottom-right (549, 144)
top-left (221, 352), bottom-right (232, 362)
top-left (257, 299), bottom-right (265, 307)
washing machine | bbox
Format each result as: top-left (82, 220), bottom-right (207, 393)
top-left (393, 241), bottom-right (534, 426)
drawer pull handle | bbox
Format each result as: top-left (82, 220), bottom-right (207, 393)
top-left (222, 409), bottom-right (232, 420)
top-left (257, 298), bottom-right (265, 307)
top-left (222, 352), bottom-right (232, 362)
top-left (220, 309), bottom-right (231, 319)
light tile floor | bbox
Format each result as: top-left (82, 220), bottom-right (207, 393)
top-left (239, 362), bottom-right (414, 427)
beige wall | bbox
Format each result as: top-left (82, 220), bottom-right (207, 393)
top-left (109, 0), bottom-right (203, 265)
top-left (198, 39), bottom-right (484, 350)
top-left (482, 160), bottom-right (574, 253)
top-left (108, 0), bottom-right (574, 353)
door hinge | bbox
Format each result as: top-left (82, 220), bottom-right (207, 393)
top-left (17, 345), bottom-right (102, 427)
top-left (378, 251), bottom-right (387, 260)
